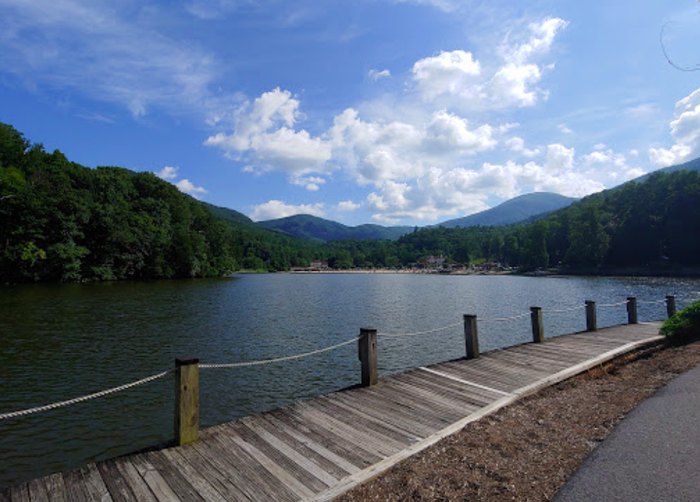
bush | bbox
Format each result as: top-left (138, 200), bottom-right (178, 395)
top-left (660, 299), bottom-right (700, 344)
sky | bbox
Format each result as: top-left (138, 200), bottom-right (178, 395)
top-left (1, 0), bottom-right (699, 226)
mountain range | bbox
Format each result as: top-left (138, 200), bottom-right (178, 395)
top-left (258, 192), bottom-right (578, 242)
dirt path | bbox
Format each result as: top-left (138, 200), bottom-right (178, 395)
top-left (338, 340), bottom-right (700, 501)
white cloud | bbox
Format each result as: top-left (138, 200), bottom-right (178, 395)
top-left (506, 136), bottom-right (540, 157)
top-left (156, 165), bottom-right (179, 181)
top-left (557, 123), bottom-right (573, 134)
top-left (649, 87), bottom-right (700, 166)
top-left (250, 200), bottom-right (325, 221)
top-left (205, 88), bottom-right (332, 175)
top-left (410, 17), bottom-right (566, 111)
top-left (545, 144), bottom-right (574, 170)
top-left (412, 50), bottom-right (481, 101)
top-left (292, 176), bottom-right (326, 191)
top-left (155, 165), bottom-right (208, 198)
top-left (175, 179), bottom-right (208, 198)
top-left (368, 69), bottom-right (391, 80)
top-left (337, 200), bottom-right (361, 211)
top-left (0, 0), bottom-right (229, 120)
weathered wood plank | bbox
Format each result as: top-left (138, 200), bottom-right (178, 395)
top-left (156, 450), bottom-right (225, 502)
top-left (9, 484), bottom-right (30, 502)
top-left (26, 478), bottom-right (49, 502)
top-left (97, 461), bottom-right (138, 502)
top-left (207, 430), bottom-right (299, 501)
top-left (113, 460), bottom-right (157, 502)
top-left (271, 407), bottom-right (380, 468)
top-left (259, 413), bottom-right (362, 475)
top-left (129, 454), bottom-right (183, 502)
top-left (240, 418), bottom-right (341, 485)
top-left (223, 428), bottom-right (317, 499)
top-left (140, 452), bottom-right (204, 502)
top-left (229, 421), bottom-right (330, 492)
top-left (76, 464), bottom-right (112, 502)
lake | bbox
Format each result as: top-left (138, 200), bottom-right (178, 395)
top-left (1, 273), bottom-right (699, 488)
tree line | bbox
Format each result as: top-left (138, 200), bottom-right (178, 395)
top-left (2, 121), bottom-right (699, 283)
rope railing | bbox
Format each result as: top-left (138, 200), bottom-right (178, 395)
top-left (199, 336), bottom-right (359, 368)
top-left (478, 312), bottom-right (531, 323)
top-left (0, 370), bottom-right (170, 421)
top-left (379, 320), bottom-right (462, 338)
top-left (543, 304), bottom-right (586, 314)
top-left (597, 301), bottom-right (629, 308)
top-left (2, 293), bottom-right (688, 445)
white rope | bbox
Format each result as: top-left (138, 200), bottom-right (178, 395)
top-left (380, 321), bottom-right (463, 338)
top-left (544, 304), bottom-right (586, 314)
top-left (0, 371), bottom-right (170, 421)
top-left (637, 299), bottom-right (667, 305)
top-left (479, 312), bottom-right (531, 323)
top-left (597, 301), bottom-right (628, 308)
top-left (200, 336), bottom-right (359, 369)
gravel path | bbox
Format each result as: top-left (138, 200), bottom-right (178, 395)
top-left (338, 340), bottom-right (700, 501)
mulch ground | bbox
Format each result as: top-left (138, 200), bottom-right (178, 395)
top-left (338, 339), bottom-right (700, 501)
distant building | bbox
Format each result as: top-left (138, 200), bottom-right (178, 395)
top-left (309, 260), bottom-right (329, 270)
top-left (422, 255), bottom-right (446, 269)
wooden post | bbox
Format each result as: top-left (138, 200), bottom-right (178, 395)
top-left (666, 295), bottom-right (677, 318)
top-left (175, 358), bottom-right (199, 446)
top-left (626, 297), bottom-right (638, 324)
top-left (358, 328), bottom-right (378, 387)
top-left (585, 301), bottom-right (597, 332)
top-left (463, 315), bottom-right (479, 359)
top-left (530, 307), bottom-right (544, 343)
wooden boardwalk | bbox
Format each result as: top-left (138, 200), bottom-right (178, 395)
top-left (1, 322), bottom-right (663, 501)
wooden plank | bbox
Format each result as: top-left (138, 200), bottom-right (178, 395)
top-left (62, 469), bottom-right (90, 502)
top-left (271, 408), bottom-right (379, 468)
top-left (43, 473), bottom-right (67, 502)
top-left (97, 460), bottom-right (138, 502)
top-left (26, 479), bottom-right (49, 502)
top-left (323, 392), bottom-right (434, 439)
top-left (260, 413), bottom-right (361, 475)
top-left (240, 418), bottom-right (341, 486)
top-left (229, 421), bottom-right (330, 493)
top-left (179, 442), bottom-right (259, 502)
top-left (129, 454), bottom-right (184, 502)
top-left (207, 430), bottom-right (299, 501)
top-left (139, 447), bottom-right (204, 502)
top-left (289, 404), bottom-right (396, 458)
top-left (383, 376), bottom-right (485, 417)
top-left (398, 370), bottom-right (503, 406)
top-left (297, 401), bottom-right (405, 456)
top-left (9, 484), bottom-right (30, 502)
top-left (315, 395), bottom-right (419, 444)
top-left (113, 460), bottom-right (157, 502)
top-left (156, 450), bottom-right (225, 502)
top-left (75, 464), bottom-right (112, 502)
top-left (222, 428), bottom-right (317, 499)
top-left (334, 385), bottom-right (451, 430)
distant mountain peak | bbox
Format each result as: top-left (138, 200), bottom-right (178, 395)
top-left (258, 214), bottom-right (412, 242)
top-left (439, 192), bottom-right (577, 228)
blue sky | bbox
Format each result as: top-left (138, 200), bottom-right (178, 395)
top-left (1, 0), bottom-right (699, 225)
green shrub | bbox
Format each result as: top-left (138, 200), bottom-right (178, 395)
top-left (660, 299), bottom-right (700, 344)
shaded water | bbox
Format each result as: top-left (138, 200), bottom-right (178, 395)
top-left (1, 273), bottom-right (699, 487)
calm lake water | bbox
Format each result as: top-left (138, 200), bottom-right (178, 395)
top-left (1, 273), bottom-right (699, 487)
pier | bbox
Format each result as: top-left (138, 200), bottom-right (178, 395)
top-left (0, 298), bottom-right (677, 501)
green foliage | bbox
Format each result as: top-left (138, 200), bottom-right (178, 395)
top-left (661, 300), bottom-right (700, 343)
top-left (2, 121), bottom-right (700, 282)
top-left (0, 122), bottom-right (323, 282)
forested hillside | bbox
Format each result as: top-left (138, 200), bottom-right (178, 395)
top-left (2, 122), bottom-right (699, 282)
top-left (371, 170), bottom-right (700, 271)
top-left (0, 123), bottom-right (317, 282)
